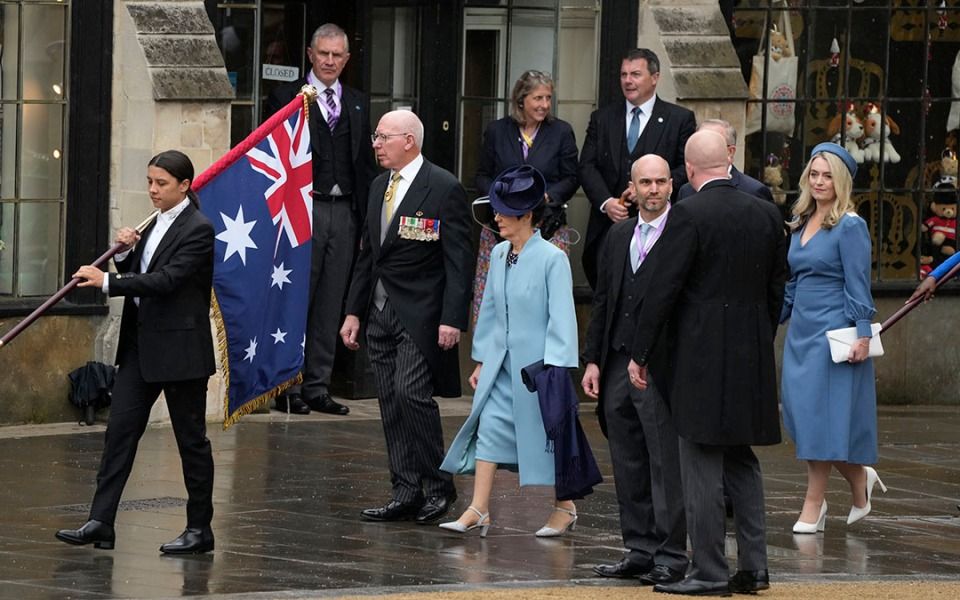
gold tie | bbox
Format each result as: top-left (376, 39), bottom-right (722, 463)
top-left (383, 172), bottom-right (402, 223)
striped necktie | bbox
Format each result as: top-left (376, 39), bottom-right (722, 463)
top-left (383, 172), bottom-right (402, 224)
top-left (324, 88), bottom-right (338, 129)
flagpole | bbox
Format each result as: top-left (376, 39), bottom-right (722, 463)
top-left (0, 210), bottom-right (159, 348)
top-left (0, 88), bottom-right (319, 349)
top-left (880, 261), bottom-right (960, 333)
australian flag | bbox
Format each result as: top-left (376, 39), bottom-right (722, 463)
top-left (194, 96), bottom-right (313, 427)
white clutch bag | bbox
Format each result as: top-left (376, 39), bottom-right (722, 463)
top-left (825, 323), bottom-right (884, 363)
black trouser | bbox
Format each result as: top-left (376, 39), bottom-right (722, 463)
top-left (89, 341), bottom-right (214, 529)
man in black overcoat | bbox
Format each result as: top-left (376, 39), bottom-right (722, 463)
top-left (675, 119), bottom-right (774, 203)
top-left (628, 130), bottom-right (787, 596)
top-left (265, 23), bottom-right (377, 416)
top-left (341, 110), bottom-right (474, 524)
top-left (578, 48), bottom-right (696, 289)
top-left (582, 155), bottom-right (687, 585)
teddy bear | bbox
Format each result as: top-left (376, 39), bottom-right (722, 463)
top-left (940, 148), bottom-right (958, 187)
top-left (861, 103), bottom-right (901, 163)
top-left (769, 27), bottom-right (792, 62)
top-left (762, 154), bottom-right (787, 206)
top-left (923, 182), bottom-right (958, 268)
top-left (827, 104), bottom-right (865, 163)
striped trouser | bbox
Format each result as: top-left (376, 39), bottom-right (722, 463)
top-left (366, 300), bottom-right (453, 503)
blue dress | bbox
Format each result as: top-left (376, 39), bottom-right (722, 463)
top-left (440, 232), bottom-right (579, 486)
top-left (780, 213), bottom-right (878, 464)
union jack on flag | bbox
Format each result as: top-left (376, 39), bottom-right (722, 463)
top-left (194, 96), bottom-right (313, 427)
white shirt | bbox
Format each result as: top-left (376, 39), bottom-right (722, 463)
top-left (306, 72), bottom-right (345, 196)
top-left (103, 197), bottom-right (192, 301)
top-left (695, 175), bottom-right (731, 192)
top-left (624, 95), bottom-right (657, 141)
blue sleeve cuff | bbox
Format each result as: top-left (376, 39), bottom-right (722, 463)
top-left (856, 320), bottom-right (874, 338)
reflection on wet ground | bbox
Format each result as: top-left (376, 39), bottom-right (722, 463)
top-left (0, 402), bottom-right (957, 598)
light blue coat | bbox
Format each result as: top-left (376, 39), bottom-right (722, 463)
top-left (440, 232), bottom-right (578, 486)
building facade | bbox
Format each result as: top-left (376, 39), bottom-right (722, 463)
top-left (0, 0), bottom-right (956, 424)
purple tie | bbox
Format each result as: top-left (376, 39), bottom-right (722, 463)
top-left (324, 88), bottom-right (338, 130)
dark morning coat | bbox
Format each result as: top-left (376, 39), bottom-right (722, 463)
top-left (630, 179), bottom-right (787, 446)
top-left (345, 159), bottom-right (475, 397)
top-left (474, 116), bottom-right (579, 204)
top-left (109, 203), bottom-right (216, 383)
top-left (676, 166), bottom-right (774, 203)
top-left (266, 78), bottom-right (377, 220)
top-left (578, 97), bottom-right (696, 287)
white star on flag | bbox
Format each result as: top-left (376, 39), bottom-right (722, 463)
top-left (271, 328), bottom-right (287, 344)
top-left (243, 337), bottom-right (258, 362)
top-left (217, 206), bottom-right (258, 265)
top-left (301, 333), bottom-right (306, 355)
top-left (270, 263), bottom-right (293, 290)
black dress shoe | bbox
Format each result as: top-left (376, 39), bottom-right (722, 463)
top-left (728, 569), bottom-right (770, 594)
top-left (361, 499), bottom-right (422, 522)
top-left (415, 493), bottom-right (456, 524)
top-left (640, 564), bottom-right (687, 586)
top-left (306, 394), bottom-right (349, 415)
top-left (274, 393), bottom-right (310, 415)
top-left (55, 519), bottom-right (115, 550)
top-left (592, 557), bottom-right (652, 579)
top-left (159, 527), bottom-right (214, 554)
top-left (654, 578), bottom-right (731, 596)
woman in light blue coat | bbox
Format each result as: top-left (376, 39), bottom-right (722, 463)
top-left (439, 165), bottom-right (579, 537)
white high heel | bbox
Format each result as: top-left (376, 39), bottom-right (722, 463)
top-left (438, 506), bottom-right (491, 537)
top-left (792, 499), bottom-right (828, 534)
top-left (535, 506), bottom-right (577, 537)
top-left (847, 466), bottom-right (887, 525)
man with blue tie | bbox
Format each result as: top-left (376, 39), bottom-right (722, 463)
top-left (579, 48), bottom-right (696, 289)
top-left (582, 154), bottom-right (687, 585)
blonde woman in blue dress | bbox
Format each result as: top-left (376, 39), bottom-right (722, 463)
top-left (439, 165), bottom-right (579, 537)
top-left (780, 143), bottom-right (886, 534)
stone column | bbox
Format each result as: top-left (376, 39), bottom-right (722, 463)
top-left (638, 0), bottom-right (749, 167)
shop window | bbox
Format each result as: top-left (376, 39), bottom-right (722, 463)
top-left (459, 0), bottom-right (599, 288)
top-left (735, 0), bottom-right (960, 285)
top-left (0, 1), bottom-right (69, 298)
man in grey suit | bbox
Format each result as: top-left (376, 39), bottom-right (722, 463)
top-left (629, 131), bottom-right (786, 596)
top-left (341, 110), bottom-right (474, 524)
top-left (675, 119), bottom-right (774, 203)
top-left (582, 154), bottom-right (687, 585)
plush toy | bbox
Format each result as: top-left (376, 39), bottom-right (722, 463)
top-left (763, 154), bottom-right (787, 205)
top-left (861, 103), bottom-right (901, 163)
top-left (940, 148), bottom-right (958, 187)
top-left (769, 27), bottom-right (793, 61)
top-left (923, 182), bottom-right (958, 268)
top-left (827, 104), bottom-right (865, 163)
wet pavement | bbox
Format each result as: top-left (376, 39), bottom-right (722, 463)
top-left (1, 401), bottom-right (958, 598)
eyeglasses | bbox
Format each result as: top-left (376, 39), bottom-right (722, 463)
top-left (371, 132), bottom-right (409, 144)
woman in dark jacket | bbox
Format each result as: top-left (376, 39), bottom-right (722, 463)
top-left (56, 150), bottom-right (217, 555)
top-left (471, 70), bottom-right (579, 325)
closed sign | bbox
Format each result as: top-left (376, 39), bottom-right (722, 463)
top-left (262, 64), bottom-right (299, 82)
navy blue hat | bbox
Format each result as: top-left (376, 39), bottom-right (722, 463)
top-left (810, 142), bottom-right (857, 178)
top-left (488, 165), bottom-right (545, 217)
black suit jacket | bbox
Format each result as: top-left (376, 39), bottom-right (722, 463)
top-left (676, 166), bottom-right (774, 203)
top-left (345, 159), bottom-right (475, 397)
top-left (578, 97), bottom-right (696, 288)
top-left (581, 215), bottom-right (673, 428)
top-left (266, 78), bottom-right (377, 220)
top-left (110, 203), bottom-right (216, 383)
top-left (631, 179), bottom-right (786, 446)
top-left (475, 116), bottom-right (579, 204)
